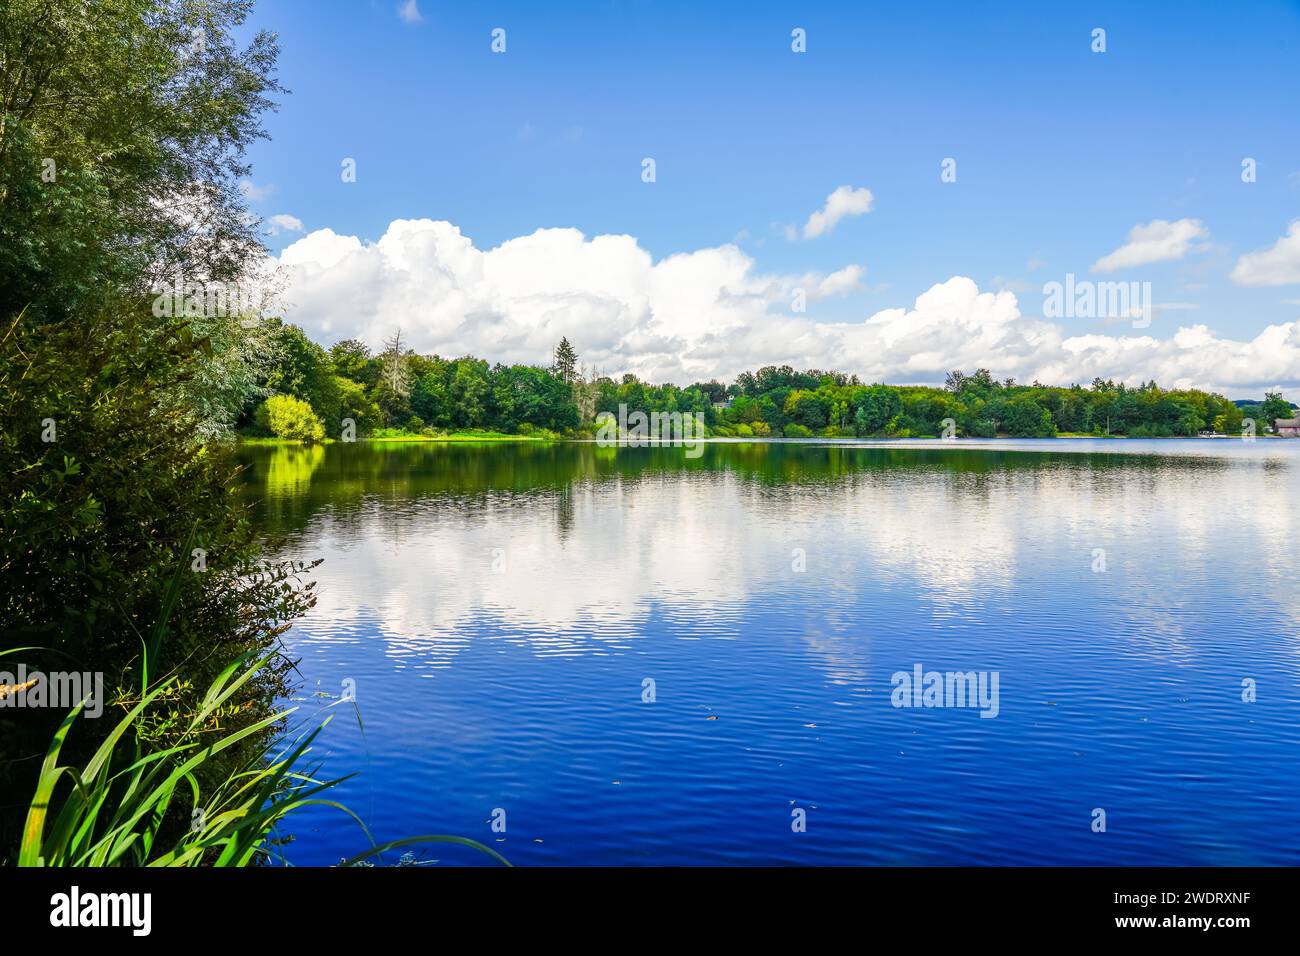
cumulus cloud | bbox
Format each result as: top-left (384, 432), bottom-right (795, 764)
top-left (1231, 221), bottom-right (1300, 286)
top-left (265, 213), bottom-right (304, 236)
top-left (815, 264), bottom-right (864, 298)
top-left (1092, 218), bottom-right (1209, 272)
top-left (273, 218), bottom-right (1300, 393)
top-left (801, 186), bottom-right (874, 239)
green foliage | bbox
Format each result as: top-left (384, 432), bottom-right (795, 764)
top-left (19, 650), bottom-right (340, 867)
top-left (1260, 392), bottom-right (1293, 426)
top-left (254, 394), bottom-right (326, 443)
top-left (411, 368), bottom-right (451, 426)
top-left (0, 0), bottom-right (510, 869)
top-left (697, 365), bottom-right (1244, 440)
top-left (493, 363), bottom-right (581, 431)
top-left (449, 358), bottom-right (492, 428)
top-left (328, 339), bottom-right (377, 385)
top-left (239, 329), bottom-right (1261, 446)
top-left (1002, 396), bottom-right (1057, 437)
top-left (784, 390), bottom-right (829, 429)
top-left (0, 304), bottom-right (317, 857)
top-left (0, 0), bottom-right (282, 323)
top-left (260, 322), bottom-right (342, 434)
top-left (552, 336), bottom-right (578, 383)
top-left (12, 607), bottom-right (507, 867)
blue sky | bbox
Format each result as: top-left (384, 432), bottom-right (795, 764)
top-left (239, 1), bottom-right (1300, 394)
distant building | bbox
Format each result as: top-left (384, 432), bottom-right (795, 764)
top-left (1275, 418), bottom-right (1300, 437)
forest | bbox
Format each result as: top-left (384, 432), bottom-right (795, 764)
top-left (241, 325), bottom-right (1293, 442)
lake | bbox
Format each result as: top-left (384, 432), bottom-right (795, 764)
top-left (237, 438), bottom-right (1300, 866)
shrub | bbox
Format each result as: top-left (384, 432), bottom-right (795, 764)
top-left (733, 423), bottom-right (753, 437)
top-left (0, 304), bottom-right (317, 857)
top-left (255, 394), bottom-right (326, 442)
top-left (750, 421), bottom-right (771, 437)
top-left (784, 423), bottom-right (813, 438)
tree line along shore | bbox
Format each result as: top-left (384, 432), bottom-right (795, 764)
top-left (242, 327), bottom-right (1294, 443)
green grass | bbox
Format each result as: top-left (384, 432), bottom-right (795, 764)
top-left (366, 428), bottom-right (553, 442)
top-left (14, 650), bottom-right (509, 867)
top-left (237, 435), bottom-right (332, 446)
top-left (11, 553), bottom-right (508, 867)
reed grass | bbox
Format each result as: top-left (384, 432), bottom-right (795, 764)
top-left (14, 555), bottom-right (509, 867)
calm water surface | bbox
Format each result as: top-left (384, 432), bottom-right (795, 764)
top-left (236, 439), bottom-right (1300, 865)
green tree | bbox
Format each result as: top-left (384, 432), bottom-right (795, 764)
top-left (0, 0), bottom-right (315, 858)
top-left (552, 337), bottom-right (578, 383)
top-left (261, 321), bottom-right (341, 433)
top-left (449, 357), bottom-right (491, 428)
top-left (335, 376), bottom-right (382, 436)
top-left (254, 394), bottom-right (326, 442)
top-left (853, 386), bottom-right (903, 435)
top-left (784, 390), bottom-right (828, 429)
top-left (329, 339), bottom-right (376, 384)
top-left (0, 0), bottom-right (282, 322)
top-left (1261, 392), bottom-right (1293, 429)
top-left (1002, 396), bottom-right (1056, 437)
top-left (411, 369), bottom-right (451, 427)
top-left (493, 364), bottom-right (580, 431)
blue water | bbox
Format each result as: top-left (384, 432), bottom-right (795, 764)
top-left (238, 439), bottom-right (1300, 865)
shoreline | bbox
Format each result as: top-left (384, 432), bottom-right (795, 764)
top-left (237, 432), bottom-right (1292, 446)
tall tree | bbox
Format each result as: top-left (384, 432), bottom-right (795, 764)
top-left (0, 0), bottom-right (308, 854)
top-left (380, 329), bottom-right (412, 398)
top-left (573, 364), bottom-right (599, 424)
top-left (0, 0), bottom-right (283, 321)
top-left (1261, 391), bottom-right (1293, 427)
top-left (552, 336), bottom-right (578, 383)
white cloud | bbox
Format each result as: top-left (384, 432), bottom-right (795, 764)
top-left (265, 213), bottom-right (304, 236)
top-left (1092, 218), bottom-right (1209, 272)
top-left (815, 264), bottom-right (864, 298)
top-left (238, 178), bottom-right (274, 202)
top-left (1231, 221), bottom-right (1300, 286)
top-left (800, 186), bottom-right (874, 239)
top-left (397, 0), bottom-right (422, 24)
top-left (274, 218), bottom-right (1300, 393)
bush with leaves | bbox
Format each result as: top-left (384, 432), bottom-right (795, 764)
top-left (0, 0), bottom-right (282, 324)
top-left (254, 394), bottom-right (326, 443)
top-left (0, 303), bottom-right (317, 859)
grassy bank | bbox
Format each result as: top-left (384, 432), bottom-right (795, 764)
top-left (368, 428), bottom-right (554, 442)
top-left (238, 429), bottom-right (560, 445)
